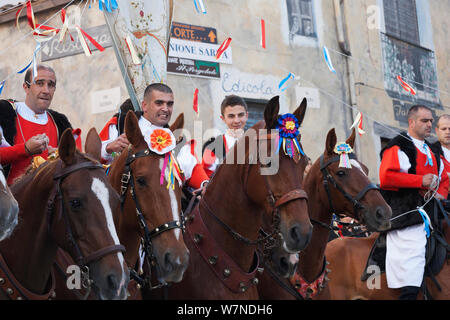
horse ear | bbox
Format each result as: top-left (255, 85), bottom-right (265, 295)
top-left (264, 96), bottom-right (280, 129)
top-left (325, 128), bottom-right (337, 155)
top-left (170, 113), bottom-right (184, 132)
top-left (59, 128), bottom-right (76, 165)
top-left (125, 110), bottom-right (146, 147)
top-left (293, 97), bottom-right (307, 126)
top-left (84, 128), bottom-right (102, 161)
top-left (346, 128), bottom-right (356, 149)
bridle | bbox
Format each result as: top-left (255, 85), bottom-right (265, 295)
top-left (47, 159), bottom-right (126, 295)
top-left (119, 147), bottom-right (184, 290)
top-left (312, 153), bottom-right (379, 229)
top-left (200, 132), bottom-right (308, 246)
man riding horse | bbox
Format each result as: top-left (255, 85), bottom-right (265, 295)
top-left (379, 104), bottom-right (449, 300)
top-left (99, 83), bottom-right (209, 193)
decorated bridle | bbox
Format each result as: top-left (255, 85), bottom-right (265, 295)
top-left (47, 159), bottom-right (126, 295)
top-left (200, 113), bottom-right (309, 247)
top-left (315, 149), bottom-right (379, 226)
top-left (119, 146), bottom-right (185, 290)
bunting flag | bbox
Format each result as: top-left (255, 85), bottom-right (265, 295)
top-left (350, 112), bottom-right (366, 136)
top-left (193, 0), bottom-right (207, 14)
top-left (323, 46), bottom-right (336, 73)
top-left (0, 81), bottom-right (5, 95)
top-left (216, 37), bottom-right (232, 60)
top-left (260, 18), bottom-right (266, 49)
top-left (278, 72), bottom-right (295, 92)
top-left (193, 88), bottom-right (199, 114)
top-left (17, 60), bottom-right (33, 74)
top-left (397, 75), bottom-right (416, 95)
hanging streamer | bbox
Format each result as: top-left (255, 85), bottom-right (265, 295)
top-left (350, 112), bottom-right (366, 136)
top-left (17, 60), bottom-right (33, 74)
top-left (323, 46), bottom-right (336, 73)
top-left (397, 75), bottom-right (416, 95)
top-left (193, 88), bottom-right (199, 114)
top-left (125, 34), bottom-right (141, 64)
top-left (216, 37), bottom-right (232, 60)
top-left (278, 72), bottom-right (295, 92)
top-left (193, 0), bottom-right (207, 14)
top-left (99, 0), bottom-right (118, 12)
top-left (0, 81), bottom-right (5, 95)
top-left (260, 18), bottom-right (266, 49)
top-left (418, 207), bottom-right (433, 238)
top-left (32, 43), bottom-right (41, 82)
top-left (75, 25), bottom-right (105, 56)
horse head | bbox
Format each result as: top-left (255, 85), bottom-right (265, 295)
top-left (51, 128), bottom-right (129, 299)
top-left (109, 111), bottom-right (189, 285)
top-left (244, 96), bottom-right (312, 254)
top-left (0, 164), bottom-right (18, 241)
top-left (308, 128), bottom-right (392, 231)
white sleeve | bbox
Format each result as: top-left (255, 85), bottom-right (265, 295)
top-left (0, 126), bottom-right (11, 147)
top-left (101, 125), bottom-right (119, 163)
top-left (397, 149), bottom-right (411, 173)
top-left (176, 144), bottom-right (198, 181)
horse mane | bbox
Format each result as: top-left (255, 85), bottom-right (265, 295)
top-left (11, 151), bottom-right (100, 192)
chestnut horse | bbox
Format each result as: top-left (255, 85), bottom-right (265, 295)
top-left (52, 111), bottom-right (189, 299)
top-left (164, 96), bottom-right (312, 299)
top-left (0, 163), bottom-right (19, 241)
top-left (0, 128), bottom-right (129, 300)
top-left (258, 128), bottom-right (392, 299)
top-left (324, 222), bottom-right (449, 299)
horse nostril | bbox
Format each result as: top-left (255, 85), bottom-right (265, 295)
top-left (375, 206), bottom-right (386, 221)
top-left (289, 225), bottom-right (301, 242)
top-left (107, 274), bottom-right (118, 291)
top-left (164, 252), bottom-right (174, 273)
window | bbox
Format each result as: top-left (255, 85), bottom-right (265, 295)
top-left (243, 98), bottom-right (268, 131)
top-left (383, 0), bottom-right (420, 45)
top-left (287, 0), bottom-right (316, 40)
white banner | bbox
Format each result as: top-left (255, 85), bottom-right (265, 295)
top-left (168, 38), bottom-right (232, 64)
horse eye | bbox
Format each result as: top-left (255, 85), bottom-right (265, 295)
top-left (336, 170), bottom-right (346, 177)
top-left (70, 199), bottom-right (82, 209)
top-left (136, 176), bottom-right (147, 186)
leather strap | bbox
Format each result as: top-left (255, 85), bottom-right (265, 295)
top-left (185, 205), bottom-right (260, 293)
top-left (274, 189), bottom-right (308, 208)
top-left (0, 252), bottom-right (55, 300)
top-left (79, 244), bottom-right (126, 266)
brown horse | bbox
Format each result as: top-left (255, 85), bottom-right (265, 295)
top-left (52, 111), bottom-right (189, 299)
top-left (163, 96), bottom-right (312, 299)
top-left (0, 128), bottom-right (129, 300)
top-left (108, 111), bottom-right (189, 296)
top-left (324, 222), bottom-right (449, 299)
top-left (0, 163), bottom-right (19, 241)
top-left (258, 128), bottom-right (392, 299)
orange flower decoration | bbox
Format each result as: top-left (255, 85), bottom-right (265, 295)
top-left (150, 129), bottom-right (173, 153)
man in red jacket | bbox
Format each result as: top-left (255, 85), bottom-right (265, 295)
top-left (0, 65), bottom-right (80, 185)
top-left (379, 105), bottom-right (449, 299)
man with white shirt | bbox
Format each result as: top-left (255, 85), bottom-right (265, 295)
top-left (432, 114), bottom-right (450, 193)
top-left (0, 65), bottom-right (77, 185)
top-left (201, 95), bottom-right (248, 178)
top-left (379, 105), bottom-right (449, 300)
top-left (100, 83), bottom-right (209, 191)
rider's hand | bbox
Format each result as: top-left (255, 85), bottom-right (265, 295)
top-left (106, 134), bottom-right (129, 154)
top-left (25, 134), bottom-right (48, 156)
top-left (422, 173), bottom-right (437, 188)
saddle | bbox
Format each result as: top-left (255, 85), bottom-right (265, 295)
top-left (361, 200), bottom-right (450, 295)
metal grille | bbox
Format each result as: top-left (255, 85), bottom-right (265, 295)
top-left (383, 0), bottom-right (420, 45)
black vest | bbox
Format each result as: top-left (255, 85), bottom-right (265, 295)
top-left (380, 132), bottom-right (441, 230)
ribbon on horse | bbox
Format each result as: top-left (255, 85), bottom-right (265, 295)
top-left (334, 142), bottom-right (353, 168)
top-left (276, 113), bottom-right (305, 160)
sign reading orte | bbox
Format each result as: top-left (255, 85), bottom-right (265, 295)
top-left (171, 21), bottom-right (217, 44)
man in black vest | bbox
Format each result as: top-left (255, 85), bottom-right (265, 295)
top-left (0, 65), bottom-right (74, 184)
top-left (379, 105), bottom-right (448, 299)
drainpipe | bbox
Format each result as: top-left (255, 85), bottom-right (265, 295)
top-left (333, 0), bottom-right (361, 159)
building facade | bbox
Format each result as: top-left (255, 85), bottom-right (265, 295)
top-left (0, 0), bottom-right (448, 183)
